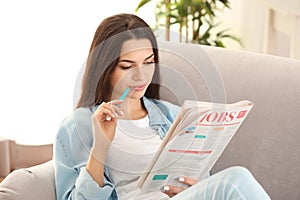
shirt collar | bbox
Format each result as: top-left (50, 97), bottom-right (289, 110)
top-left (142, 96), bottom-right (168, 126)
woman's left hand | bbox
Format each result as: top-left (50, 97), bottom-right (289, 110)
top-left (161, 177), bottom-right (198, 198)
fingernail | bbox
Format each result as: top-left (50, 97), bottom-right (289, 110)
top-left (120, 111), bottom-right (125, 116)
top-left (105, 116), bottom-right (111, 121)
top-left (178, 177), bottom-right (185, 182)
top-left (161, 186), bottom-right (170, 192)
top-left (114, 113), bottom-right (118, 118)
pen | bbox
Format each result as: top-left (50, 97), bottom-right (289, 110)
top-left (105, 87), bottom-right (129, 121)
top-left (119, 87), bottom-right (130, 100)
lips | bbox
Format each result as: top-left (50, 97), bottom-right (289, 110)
top-left (129, 84), bottom-right (147, 91)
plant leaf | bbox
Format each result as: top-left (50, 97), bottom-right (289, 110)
top-left (135, 0), bottom-right (153, 12)
top-left (218, 0), bottom-right (230, 8)
top-left (215, 40), bottom-right (225, 47)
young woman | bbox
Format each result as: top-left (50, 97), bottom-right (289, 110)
top-left (54, 13), bottom-right (270, 200)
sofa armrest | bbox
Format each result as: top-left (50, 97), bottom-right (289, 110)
top-left (0, 160), bottom-right (56, 200)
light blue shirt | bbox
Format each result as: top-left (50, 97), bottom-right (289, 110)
top-left (54, 97), bottom-right (180, 200)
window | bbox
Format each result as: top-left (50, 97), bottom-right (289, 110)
top-left (0, 0), bottom-right (154, 144)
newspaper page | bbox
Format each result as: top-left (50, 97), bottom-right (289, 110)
top-left (138, 100), bottom-right (253, 193)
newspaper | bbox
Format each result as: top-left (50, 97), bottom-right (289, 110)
top-left (137, 100), bottom-right (253, 192)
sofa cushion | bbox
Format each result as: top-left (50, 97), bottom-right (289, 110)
top-left (0, 160), bottom-right (56, 200)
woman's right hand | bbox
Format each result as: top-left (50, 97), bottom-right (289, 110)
top-left (90, 100), bottom-right (124, 159)
top-left (93, 100), bottom-right (124, 142)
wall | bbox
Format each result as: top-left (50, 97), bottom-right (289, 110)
top-left (218, 0), bottom-right (300, 59)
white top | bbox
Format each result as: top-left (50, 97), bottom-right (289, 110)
top-left (106, 115), bottom-right (169, 200)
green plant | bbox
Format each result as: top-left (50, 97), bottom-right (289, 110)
top-left (135, 0), bottom-right (242, 47)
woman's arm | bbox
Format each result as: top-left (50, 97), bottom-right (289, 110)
top-left (54, 128), bottom-right (116, 200)
top-left (54, 102), bottom-right (123, 200)
top-left (86, 100), bottom-right (124, 186)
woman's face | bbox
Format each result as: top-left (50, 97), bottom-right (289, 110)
top-left (110, 39), bottom-right (155, 100)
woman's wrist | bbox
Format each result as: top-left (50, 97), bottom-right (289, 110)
top-left (86, 153), bottom-right (106, 187)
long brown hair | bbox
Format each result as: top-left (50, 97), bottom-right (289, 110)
top-left (76, 14), bottom-right (160, 108)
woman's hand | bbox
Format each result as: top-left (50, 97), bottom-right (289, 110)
top-left (93, 100), bottom-right (124, 142)
top-left (161, 177), bottom-right (198, 198)
top-left (90, 100), bottom-right (124, 161)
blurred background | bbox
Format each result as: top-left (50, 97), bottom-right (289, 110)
top-left (0, 0), bottom-right (299, 145)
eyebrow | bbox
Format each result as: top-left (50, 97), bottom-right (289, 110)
top-left (118, 54), bottom-right (154, 63)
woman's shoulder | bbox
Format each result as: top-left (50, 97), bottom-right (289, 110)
top-left (56, 107), bottom-right (94, 144)
top-left (59, 107), bottom-right (93, 130)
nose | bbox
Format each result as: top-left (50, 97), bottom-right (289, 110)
top-left (131, 65), bottom-right (146, 81)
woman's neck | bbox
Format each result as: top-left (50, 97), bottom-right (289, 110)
top-left (119, 98), bottom-right (147, 120)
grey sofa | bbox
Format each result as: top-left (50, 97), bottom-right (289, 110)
top-left (1, 41), bottom-right (299, 200)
